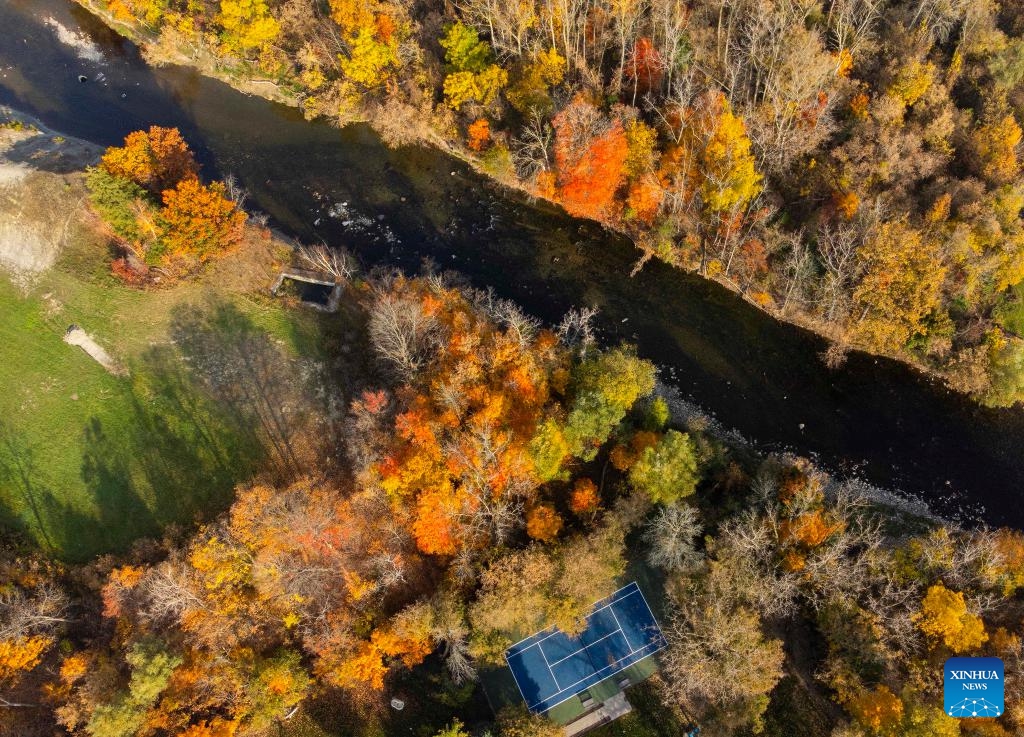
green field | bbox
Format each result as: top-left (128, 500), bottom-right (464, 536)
top-left (0, 225), bottom-right (324, 561)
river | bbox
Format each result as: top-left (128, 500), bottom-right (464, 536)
top-left (1, 0), bottom-right (1021, 527)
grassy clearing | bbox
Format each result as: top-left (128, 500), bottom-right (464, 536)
top-left (0, 191), bottom-right (325, 561)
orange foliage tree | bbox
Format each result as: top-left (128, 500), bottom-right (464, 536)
top-left (84, 475), bottom-right (436, 727)
top-left (468, 118), bottom-right (491, 151)
top-left (0, 634), bottom-right (53, 684)
top-left (368, 277), bottom-right (570, 558)
top-left (627, 175), bottom-right (664, 224)
top-left (847, 685), bottom-right (904, 734)
top-left (972, 112), bottom-right (1022, 186)
top-left (780, 510), bottom-right (844, 549)
top-left (100, 126), bottom-right (199, 194)
top-left (526, 503), bottom-right (564, 542)
top-left (625, 37), bottom-right (663, 95)
top-left (158, 179), bottom-right (246, 273)
top-left (609, 430), bottom-right (659, 471)
top-left (569, 478), bottom-right (600, 516)
top-left (552, 98), bottom-right (629, 220)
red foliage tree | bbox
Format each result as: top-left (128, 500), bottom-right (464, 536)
top-left (626, 38), bottom-right (663, 95)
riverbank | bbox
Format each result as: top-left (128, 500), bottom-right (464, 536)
top-left (66, 0), bottom-right (1002, 408)
top-left (9, 0), bottom-right (1024, 526)
top-left (0, 111), bottom-right (331, 559)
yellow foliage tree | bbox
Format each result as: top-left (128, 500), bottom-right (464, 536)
top-left (507, 48), bottom-right (565, 114)
top-left (444, 67), bottom-right (508, 111)
top-left (217, 0), bottom-right (280, 57)
top-left (972, 114), bottom-right (1022, 186)
top-left (888, 60), bottom-right (935, 107)
top-left (0, 634), bottom-right (53, 683)
top-left (852, 221), bottom-right (945, 352)
top-left (915, 583), bottom-right (988, 653)
top-left (665, 93), bottom-right (762, 217)
top-left (104, 0), bottom-right (166, 28)
top-left (847, 685), bottom-right (905, 735)
top-left (624, 119), bottom-right (658, 178)
top-left (340, 27), bottom-right (399, 88)
top-left (440, 23), bottom-right (508, 111)
top-left (987, 529), bottom-right (1024, 594)
top-left (328, 0), bottom-right (378, 37)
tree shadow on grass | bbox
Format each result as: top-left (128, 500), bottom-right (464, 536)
top-left (165, 299), bottom-right (334, 480)
top-left (1, 298), bottom-right (330, 561)
top-left (0, 422), bottom-right (60, 550)
top-left (0, 420), bottom-right (108, 559)
top-left (123, 342), bottom-right (265, 530)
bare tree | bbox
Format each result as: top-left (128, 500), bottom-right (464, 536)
top-left (0, 585), bottom-right (71, 642)
top-left (907, 0), bottom-right (974, 43)
top-left (431, 592), bottom-right (478, 684)
top-left (643, 503), bottom-right (704, 570)
top-left (662, 586), bottom-right (785, 722)
top-left (650, 0), bottom-right (692, 96)
top-left (815, 222), bottom-right (861, 323)
top-left (825, 0), bottom-right (883, 55)
top-left (296, 243), bottom-right (357, 283)
top-left (539, 0), bottom-right (598, 73)
top-left (137, 558), bottom-right (207, 629)
top-left (222, 173), bottom-right (248, 210)
top-left (458, 0), bottom-right (541, 56)
top-left (689, 0), bottom-right (839, 172)
top-left (777, 231), bottom-right (815, 313)
top-left (471, 289), bottom-right (541, 348)
top-left (512, 110), bottom-right (554, 179)
top-left (556, 305), bottom-right (599, 354)
top-left (715, 511), bottom-right (800, 618)
top-left (368, 289), bottom-right (441, 380)
top-left (603, 0), bottom-right (650, 91)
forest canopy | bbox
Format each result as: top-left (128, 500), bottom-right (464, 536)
top-left (87, 0), bottom-right (1024, 407)
top-left (4, 210), bottom-right (1024, 735)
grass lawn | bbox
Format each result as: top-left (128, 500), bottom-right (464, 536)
top-left (0, 213), bottom-right (326, 561)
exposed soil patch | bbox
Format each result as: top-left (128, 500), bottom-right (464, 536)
top-left (0, 109), bottom-right (101, 287)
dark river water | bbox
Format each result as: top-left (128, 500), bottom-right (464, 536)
top-left (2, 0), bottom-right (1022, 526)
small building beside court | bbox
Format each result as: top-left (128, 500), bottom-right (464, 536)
top-left (482, 582), bottom-right (676, 736)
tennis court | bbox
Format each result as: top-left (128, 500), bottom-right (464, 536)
top-left (505, 582), bottom-right (668, 713)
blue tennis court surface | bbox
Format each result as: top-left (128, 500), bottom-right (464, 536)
top-left (505, 581), bottom-right (668, 713)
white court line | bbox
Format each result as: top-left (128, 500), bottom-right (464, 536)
top-left (507, 658), bottom-right (533, 709)
top-left (511, 583), bottom-right (641, 656)
top-left (545, 628), bottom-right (623, 668)
top-left (533, 647), bottom-right (665, 713)
top-left (608, 601), bottom-right (626, 641)
top-left (634, 585), bottom-right (669, 644)
top-left (537, 636), bottom-right (561, 691)
top-left (506, 582), bottom-right (638, 651)
top-left (540, 624), bottom-right (652, 696)
top-left (523, 588), bottom-right (645, 693)
top-left (511, 628), bottom-right (561, 655)
top-left (509, 581), bottom-right (670, 711)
